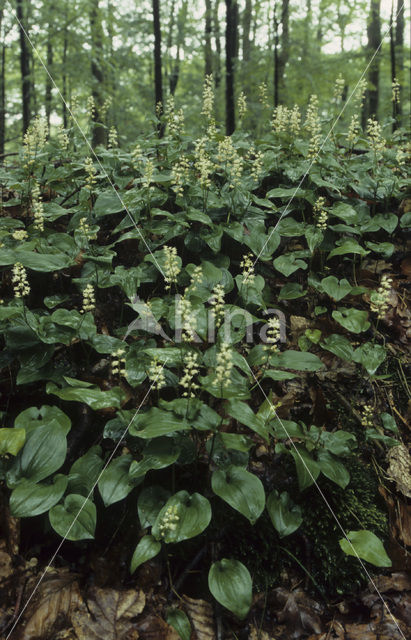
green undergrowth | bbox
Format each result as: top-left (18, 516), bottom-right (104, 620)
top-left (0, 84), bottom-right (409, 619)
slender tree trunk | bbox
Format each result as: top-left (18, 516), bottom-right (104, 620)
top-left (395, 0), bottom-right (404, 120)
top-left (170, 0), bottom-right (187, 95)
top-left (225, 0), bottom-right (236, 135)
top-left (276, 0), bottom-right (290, 105)
top-left (45, 25), bottom-right (53, 128)
top-left (62, 28), bottom-right (68, 127)
top-left (204, 0), bottom-right (213, 76)
top-left (164, 0), bottom-right (176, 88)
top-left (242, 0), bottom-right (252, 62)
top-left (107, 0), bottom-right (116, 126)
top-left (213, 0), bottom-right (222, 87)
top-left (273, 2), bottom-right (279, 107)
top-left (0, 4), bottom-right (5, 156)
top-left (366, 0), bottom-right (381, 119)
top-left (152, 0), bottom-right (163, 133)
top-left (89, 0), bottom-right (106, 147)
top-left (389, 3), bottom-right (397, 130)
top-left (16, 0), bottom-right (32, 135)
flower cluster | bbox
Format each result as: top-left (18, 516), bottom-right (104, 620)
top-left (87, 96), bottom-right (95, 119)
top-left (392, 77), bottom-right (400, 104)
top-left (178, 296), bottom-right (197, 342)
top-left (240, 253), bottom-right (255, 286)
top-left (215, 342), bottom-right (233, 388)
top-left (57, 126), bottom-right (69, 150)
top-left (333, 74), bottom-right (345, 102)
top-left (353, 78), bottom-right (367, 110)
top-left (305, 95), bottom-right (321, 158)
top-left (313, 196), bottom-right (328, 230)
top-left (217, 137), bottom-right (242, 189)
top-left (265, 317), bottom-right (281, 352)
top-left (367, 118), bottom-right (385, 156)
top-left (163, 245), bottom-right (181, 290)
top-left (148, 358), bottom-right (166, 390)
top-left (31, 182), bottom-right (45, 231)
top-left (271, 105), bottom-right (289, 133)
top-left (370, 274), bottom-right (392, 319)
top-left (23, 117), bottom-right (48, 168)
top-left (201, 74), bottom-right (215, 122)
top-left (81, 283), bottom-right (96, 313)
top-left (347, 114), bottom-right (361, 146)
top-left (142, 159), bottom-right (154, 189)
top-left (194, 137), bottom-right (213, 189)
top-left (289, 105), bottom-right (301, 135)
top-left (247, 146), bottom-right (264, 182)
top-left (12, 229), bottom-right (28, 241)
top-left (84, 157), bottom-right (97, 190)
top-left (361, 404), bottom-right (373, 428)
top-left (100, 96), bottom-right (112, 120)
top-left (158, 505), bottom-right (179, 538)
top-left (258, 82), bottom-right (270, 109)
top-left (189, 265), bottom-right (203, 289)
top-left (12, 263), bottom-right (30, 298)
top-left (179, 352), bottom-right (200, 398)
top-left (111, 348), bottom-right (127, 378)
top-left (165, 96), bottom-right (185, 137)
top-left (237, 91), bottom-right (247, 120)
top-left (108, 126), bottom-right (118, 149)
top-left (210, 284), bottom-right (225, 328)
top-left (172, 157), bottom-right (190, 196)
top-left (79, 217), bottom-right (97, 241)
top-left (132, 143), bottom-right (143, 169)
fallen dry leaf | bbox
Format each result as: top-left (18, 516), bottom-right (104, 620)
top-left (72, 587), bottom-right (145, 640)
top-left (183, 595), bottom-right (215, 640)
top-left (135, 614), bottom-right (179, 639)
top-left (271, 588), bottom-right (322, 639)
top-left (16, 570), bottom-right (82, 640)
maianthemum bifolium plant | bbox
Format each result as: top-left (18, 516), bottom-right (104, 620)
top-left (0, 75), bottom-right (409, 620)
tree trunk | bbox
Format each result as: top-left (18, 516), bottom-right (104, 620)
top-left (89, 0), bottom-right (106, 147)
top-left (273, 2), bottom-right (279, 107)
top-left (366, 0), bottom-right (381, 119)
top-left (107, 0), bottom-right (116, 125)
top-left (62, 28), bottom-right (68, 128)
top-left (389, 3), bottom-right (397, 130)
top-left (213, 0), bottom-right (222, 87)
top-left (45, 24), bottom-right (53, 128)
top-left (204, 0), bottom-right (213, 76)
top-left (170, 0), bottom-right (187, 95)
top-left (276, 0), bottom-right (290, 105)
top-left (16, 0), bottom-right (32, 135)
top-left (242, 0), bottom-right (252, 62)
top-left (152, 0), bottom-right (163, 133)
top-left (0, 3), bottom-right (5, 156)
top-left (395, 0), bottom-right (404, 119)
top-left (225, 0), bottom-right (236, 135)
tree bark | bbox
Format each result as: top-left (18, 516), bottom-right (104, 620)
top-left (16, 0), bottom-right (32, 135)
top-left (213, 0), bottom-right (222, 87)
top-left (273, 2), bottom-right (279, 107)
top-left (242, 0), bottom-right (252, 62)
top-left (204, 0), bottom-right (213, 76)
top-left (276, 0), bottom-right (290, 105)
top-left (89, 0), bottom-right (106, 147)
top-left (152, 0), bottom-right (163, 133)
top-left (225, 0), bottom-right (236, 135)
top-left (62, 27), bottom-right (68, 128)
top-left (395, 0), bottom-right (404, 119)
top-left (0, 3), bottom-right (5, 156)
top-left (45, 23), bottom-right (53, 129)
top-left (366, 0), bottom-right (381, 119)
top-left (170, 0), bottom-right (187, 95)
